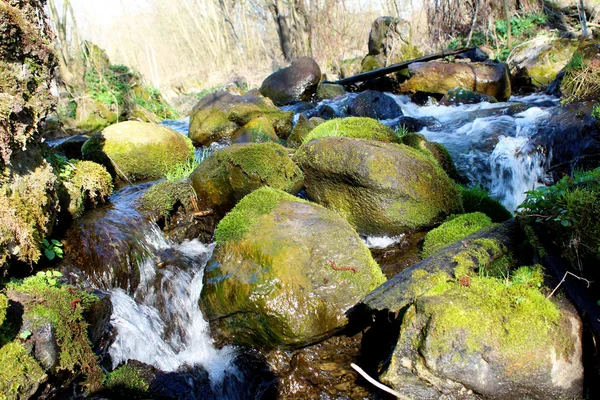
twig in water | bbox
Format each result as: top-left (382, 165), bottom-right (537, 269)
top-left (350, 363), bottom-right (411, 400)
top-left (547, 271), bottom-right (592, 299)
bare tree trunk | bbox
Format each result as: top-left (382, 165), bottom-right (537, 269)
top-left (267, 0), bottom-right (312, 62)
top-left (503, 0), bottom-right (512, 50)
top-left (578, 0), bottom-right (590, 37)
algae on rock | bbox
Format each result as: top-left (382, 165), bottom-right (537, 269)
top-left (302, 117), bottom-right (400, 145)
top-left (294, 136), bottom-right (461, 236)
top-left (202, 187), bottom-right (386, 348)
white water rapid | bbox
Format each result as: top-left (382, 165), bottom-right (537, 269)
top-left (107, 225), bottom-right (237, 387)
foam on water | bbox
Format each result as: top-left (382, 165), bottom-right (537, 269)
top-left (361, 234), bottom-right (405, 249)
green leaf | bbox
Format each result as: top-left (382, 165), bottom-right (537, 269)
top-left (47, 279), bottom-right (57, 286)
top-left (42, 239), bottom-right (50, 247)
top-left (561, 219), bottom-right (570, 227)
top-left (44, 248), bottom-right (55, 260)
top-left (52, 271), bottom-right (63, 277)
top-left (54, 248), bottom-right (64, 258)
top-left (51, 239), bottom-right (63, 247)
top-left (19, 330), bottom-right (32, 339)
top-left (36, 271), bottom-right (46, 278)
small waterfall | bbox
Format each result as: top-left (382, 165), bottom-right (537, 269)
top-left (387, 93), bottom-right (558, 211)
top-left (109, 236), bottom-right (237, 386)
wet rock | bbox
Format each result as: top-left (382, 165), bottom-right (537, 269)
top-left (259, 57), bottom-right (321, 106)
top-left (389, 116), bottom-right (427, 133)
top-left (301, 117), bottom-right (400, 144)
top-left (286, 114), bottom-right (317, 149)
top-left (189, 142), bottom-right (303, 225)
top-left (400, 61), bottom-right (511, 101)
top-left (59, 160), bottom-right (113, 220)
top-left (525, 102), bottom-right (600, 180)
top-left (294, 137), bottom-right (461, 236)
top-left (84, 290), bottom-right (113, 351)
top-left (348, 90), bottom-right (402, 120)
top-left (54, 135), bottom-right (90, 160)
top-left (231, 116), bottom-right (280, 144)
top-left (316, 82), bottom-right (346, 100)
top-left (188, 91), bottom-right (293, 146)
top-left (201, 187), bottom-right (386, 348)
top-left (30, 322), bottom-right (59, 371)
top-left (439, 88), bottom-right (498, 105)
top-left (82, 121), bottom-right (194, 182)
top-left (305, 104), bottom-right (338, 120)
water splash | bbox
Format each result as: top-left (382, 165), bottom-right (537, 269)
top-left (109, 237), bottom-right (237, 386)
top-left (361, 235), bottom-right (405, 249)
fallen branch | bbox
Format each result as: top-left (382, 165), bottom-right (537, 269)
top-left (325, 47), bottom-right (475, 86)
top-left (350, 363), bottom-right (410, 400)
top-left (547, 271), bottom-right (591, 299)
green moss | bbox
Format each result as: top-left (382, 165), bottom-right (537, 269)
top-left (139, 180), bottom-right (195, 223)
top-left (400, 133), bottom-right (461, 181)
top-left (422, 212), bottom-right (493, 259)
top-left (451, 237), bottom-right (505, 278)
top-left (6, 275), bottom-right (103, 391)
top-left (460, 185), bottom-right (512, 222)
top-left (0, 294), bottom-right (7, 327)
top-left (361, 55), bottom-right (383, 73)
top-left (483, 253), bottom-right (517, 278)
top-left (103, 364), bottom-right (150, 397)
top-left (63, 160), bottom-right (113, 219)
top-left (216, 187), bottom-right (310, 243)
top-left (302, 117), bottom-right (399, 144)
top-left (422, 266), bottom-right (560, 364)
top-left (0, 342), bottom-right (46, 398)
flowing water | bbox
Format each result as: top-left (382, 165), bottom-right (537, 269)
top-left (77, 92), bottom-right (562, 398)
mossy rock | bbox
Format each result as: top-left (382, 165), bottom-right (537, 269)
top-left (231, 116), bottom-right (280, 144)
top-left (189, 142), bottom-right (303, 223)
top-left (0, 150), bottom-right (59, 267)
top-left (509, 35), bottom-right (578, 89)
top-left (286, 114), bottom-right (315, 149)
top-left (81, 121), bottom-right (194, 182)
top-left (361, 55), bottom-right (383, 73)
top-left (0, 342), bottom-right (46, 398)
top-left (201, 187), bottom-right (386, 348)
top-left (2, 274), bottom-right (105, 394)
top-left (422, 212), bottom-right (492, 259)
top-left (560, 40), bottom-right (600, 102)
top-left (460, 185), bottom-right (512, 223)
top-left (138, 180), bottom-right (195, 223)
top-left (188, 91), bottom-right (293, 146)
top-left (400, 133), bottom-right (462, 182)
top-left (75, 97), bottom-right (118, 133)
top-left (302, 117), bottom-right (400, 145)
top-left (380, 268), bottom-right (583, 399)
top-left (62, 160), bottom-right (113, 219)
top-left (294, 137), bottom-right (461, 236)
top-left (400, 61), bottom-right (511, 101)
top-left (316, 82), bottom-right (346, 100)
top-left (103, 363), bottom-right (151, 398)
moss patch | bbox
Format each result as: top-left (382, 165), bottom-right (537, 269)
top-left (421, 266), bottom-right (561, 364)
top-left (103, 364), bottom-right (150, 397)
top-left (215, 187), bottom-right (309, 243)
top-left (302, 117), bottom-right (399, 144)
top-left (63, 160), bottom-right (113, 219)
top-left (400, 133), bottom-right (461, 181)
top-left (0, 341), bottom-right (46, 399)
top-left (6, 275), bottom-right (103, 391)
top-left (422, 212), bottom-right (493, 259)
top-left (139, 180), bottom-right (195, 223)
top-left (0, 293), bottom-right (7, 327)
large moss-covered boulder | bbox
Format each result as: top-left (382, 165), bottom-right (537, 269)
top-left (188, 91), bottom-right (293, 146)
top-left (400, 61), bottom-right (511, 101)
top-left (259, 57), bottom-right (321, 106)
top-left (380, 267), bottom-right (583, 399)
top-left (509, 35), bottom-right (577, 89)
top-left (201, 187), bottom-right (386, 348)
top-left (302, 117), bottom-right (399, 145)
top-left (81, 121), bottom-right (194, 182)
top-left (189, 142), bottom-right (303, 223)
top-left (294, 137), bottom-right (461, 235)
top-left (400, 133), bottom-right (462, 182)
